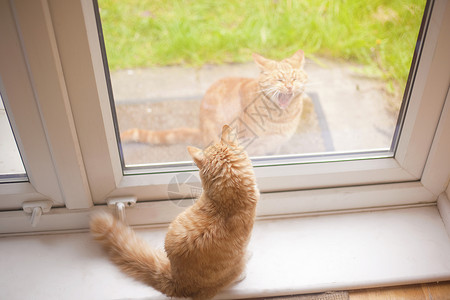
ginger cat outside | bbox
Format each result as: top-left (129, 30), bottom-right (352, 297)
top-left (121, 50), bottom-right (309, 156)
top-left (91, 125), bottom-right (259, 300)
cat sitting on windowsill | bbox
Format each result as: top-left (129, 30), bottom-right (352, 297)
top-left (91, 125), bottom-right (260, 300)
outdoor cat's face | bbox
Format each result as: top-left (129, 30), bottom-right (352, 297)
top-left (254, 50), bottom-right (308, 109)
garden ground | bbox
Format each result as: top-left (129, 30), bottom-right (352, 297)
top-left (112, 57), bottom-right (401, 166)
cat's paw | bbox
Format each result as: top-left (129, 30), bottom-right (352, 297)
top-left (233, 270), bottom-right (247, 284)
top-left (245, 250), bottom-right (253, 262)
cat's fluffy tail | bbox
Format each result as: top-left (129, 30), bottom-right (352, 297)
top-left (90, 213), bottom-right (176, 297)
top-left (120, 127), bottom-right (201, 145)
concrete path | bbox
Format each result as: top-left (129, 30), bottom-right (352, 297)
top-left (112, 58), bottom-right (400, 165)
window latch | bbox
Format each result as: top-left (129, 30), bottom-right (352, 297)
top-left (106, 197), bottom-right (137, 224)
top-left (22, 200), bottom-right (53, 227)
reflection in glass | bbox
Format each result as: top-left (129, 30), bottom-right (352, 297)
top-left (0, 92), bottom-right (26, 181)
top-left (96, 0), bottom-right (427, 169)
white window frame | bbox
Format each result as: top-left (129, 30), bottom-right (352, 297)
top-left (0, 0), bottom-right (449, 234)
top-left (0, 0), bottom-right (93, 211)
top-left (0, 0), bottom-right (65, 211)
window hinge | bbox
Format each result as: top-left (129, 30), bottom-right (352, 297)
top-left (22, 200), bottom-right (53, 227)
top-left (106, 197), bottom-right (137, 224)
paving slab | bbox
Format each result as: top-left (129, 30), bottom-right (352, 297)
top-left (112, 58), bottom-right (400, 166)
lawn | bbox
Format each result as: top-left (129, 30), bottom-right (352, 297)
top-left (98, 0), bottom-right (426, 93)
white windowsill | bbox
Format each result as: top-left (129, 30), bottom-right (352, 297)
top-left (1, 205), bottom-right (450, 300)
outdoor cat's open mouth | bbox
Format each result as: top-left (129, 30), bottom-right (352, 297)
top-left (277, 93), bottom-right (293, 109)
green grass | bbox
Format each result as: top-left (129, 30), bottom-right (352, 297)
top-left (98, 0), bottom-right (426, 91)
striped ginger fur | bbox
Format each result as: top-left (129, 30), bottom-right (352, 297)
top-left (91, 125), bottom-right (260, 300)
top-left (120, 50), bottom-right (309, 156)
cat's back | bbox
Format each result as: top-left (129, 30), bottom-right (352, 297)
top-left (202, 77), bottom-right (255, 104)
top-left (164, 196), bottom-right (254, 264)
top-left (199, 77), bottom-right (256, 142)
top-left (207, 76), bottom-right (254, 91)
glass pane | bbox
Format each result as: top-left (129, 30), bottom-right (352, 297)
top-left (0, 91), bottom-right (27, 181)
top-left (96, 0), bottom-right (427, 171)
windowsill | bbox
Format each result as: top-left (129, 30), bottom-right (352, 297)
top-left (1, 205), bottom-right (450, 300)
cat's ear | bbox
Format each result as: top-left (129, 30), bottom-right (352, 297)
top-left (252, 53), bottom-right (277, 70)
top-left (285, 50), bottom-right (305, 69)
top-left (187, 146), bottom-right (204, 168)
top-left (221, 125), bottom-right (237, 144)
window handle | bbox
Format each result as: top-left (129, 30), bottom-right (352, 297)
top-left (22, 200), bottom-right (53, 227)
top-left (106, 197), bottom-right (136, 224)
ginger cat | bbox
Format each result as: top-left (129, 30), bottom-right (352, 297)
top-left (90, 125), bottom-right (259, 300)
top-left (121, 50), bottom-right (309, 156)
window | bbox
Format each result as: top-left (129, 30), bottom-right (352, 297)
top-left (0, 0), bottom-right (88, 212)
top-left (96, 0), bottom-right (426, 170)
top-left (0, 0), bottom-right (448, 234)
top-left (0, 92), bottom-right (26, 181)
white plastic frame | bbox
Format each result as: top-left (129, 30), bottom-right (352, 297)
top-left (0, 0), bottom-right (448, 234)
top-left (60, 0), bottom-right (447, 202)
top-left (0, 0), bottom-right (64, 210)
